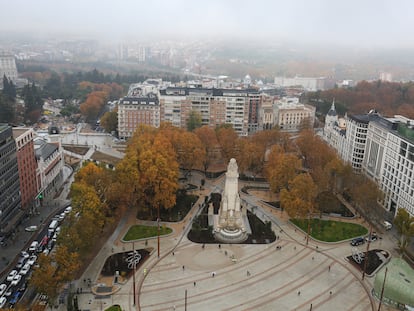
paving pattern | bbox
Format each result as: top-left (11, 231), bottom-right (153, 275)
top-left (138, 238), bottom-right (374, 311)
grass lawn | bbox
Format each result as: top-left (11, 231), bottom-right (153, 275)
top-left (105, 305), bottom-right (122, 311)
top-left (123, 225), bottom-right (173, 241)
top-left (290, 218), bottom-right (368, 242)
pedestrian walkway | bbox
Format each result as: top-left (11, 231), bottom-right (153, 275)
top-left (68, 171), bottom-right (402, 311)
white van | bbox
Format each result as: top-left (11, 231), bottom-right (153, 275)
top-left (29, 241), bottom-right (39, 252)
top-left (383, 221), bottom-right (392, 230)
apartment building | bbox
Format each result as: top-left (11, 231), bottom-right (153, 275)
top-left (159, 87), bottom-right (261, 136)
top-left (324, 105), bottom-right (414, 216)
top-left (34, 138), bottom-right (65, 203)
top-left (0, 124), bottom-right (22, 238)
top-left (118, 92), bottom-right (160, 139)
top-left (12, 127), bottom-right (40, 212)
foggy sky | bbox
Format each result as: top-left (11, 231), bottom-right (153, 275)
top-left (1, 0), bottom-right (413, 47)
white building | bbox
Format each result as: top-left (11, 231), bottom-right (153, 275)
top-left (324, 104), bottom-right (414, 217)
top-left (0, 52), bottom-right (18, 85)
top-left (274, 76), bottom-right (326, 91)
top-left (34, 138), bottom-right (65, 203)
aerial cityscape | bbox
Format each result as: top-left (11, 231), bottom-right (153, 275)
top-left (0, 0), bottom-right (414, 310)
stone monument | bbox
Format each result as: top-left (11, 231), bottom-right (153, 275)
top-left (211, 158), bottom-right (250, 243)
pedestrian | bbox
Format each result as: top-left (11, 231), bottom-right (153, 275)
top-left (212, 272), bottom-right (216, 277)
top-left (172, 252), bottom-right (174, 256)
top-left (328, 265), bottom-right (330, 272)
top-left (298, 291), bottom-right (301, 296)
top-left (218, 244), bottom-right (221, 249)
top-left (247, 271), bottom-right (250, 276)
top-left (194, 281), bottom-right (196, 287)
top-left (329, 291), bottom-right (332, 296)
top-left (182, 265), bottom-right (185, 271)
top-left (312, 256), bottom-right (314, 260)
top-left (294, 246), bottom-right (296, 250)
top-left (173, 305), bottom-right (176, 311)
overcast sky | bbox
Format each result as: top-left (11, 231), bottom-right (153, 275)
top-left (1, 0), bottom-right (413, 47)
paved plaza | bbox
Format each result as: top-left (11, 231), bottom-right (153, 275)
top-left (71, 173), bottom-right (397, 311)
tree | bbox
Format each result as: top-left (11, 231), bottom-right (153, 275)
top-left (117, 125), bottom-right (179, 218)
top-left (2, 75), bottom-right (16, 100)
top-left (0, 93), bottom-right (15, 123)
top-left (100, 110), bottom-right (118, 133)
top-left (22, 83), bottom-right (43, 124)
top-left (393, 208), bottom-right (414, 255)
top-left (30, 254), bottom-right (61, 308)
top-left (216, 125), bottom-right (238, 164)
top-left (194, 125), bottom-right (219, 172)
top-left (265, 145), bottom-right (301, 193)
top-left (280, 173), bottom-right (318, 244)
top-left (170, 130), bottom-right (205, 173)
top-left (187, 110), bottom-right (202, 131)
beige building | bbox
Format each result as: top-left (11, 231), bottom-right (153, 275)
top-left (274, 97), bottom-right (316, 131)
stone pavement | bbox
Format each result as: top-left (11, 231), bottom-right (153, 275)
top-left (70, 172), bottom-right (398, 311)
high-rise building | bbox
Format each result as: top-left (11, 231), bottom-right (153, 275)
top-left (0, 52), bottom-right (18, 85)
top-left (0, 124), bottom-right (22, 238)
top-left (12, 127), bottom-right (40, 212)
top-left (324, 106), bottom-right (414, 217)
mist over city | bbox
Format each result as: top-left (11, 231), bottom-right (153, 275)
top-left (1, 0), bottom-right (414, 80)
top-left (1, 1), bottom-right (414, 311)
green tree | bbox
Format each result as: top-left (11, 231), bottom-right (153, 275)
top-left (187, 110), bottom-right (202, 131)
top-left (100, 110), bottom-right (118, 133)
top-left (2, 75), bottom-right (16, 100)
top-left (0, 93), bottom-right (15, 123)
top-left (393, 208), bottom-right (414, 255)
top-left (22, 83), bottom-right (43, 124)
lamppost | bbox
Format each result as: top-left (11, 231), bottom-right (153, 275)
top-left (157, 203), bottom-right (160, 258)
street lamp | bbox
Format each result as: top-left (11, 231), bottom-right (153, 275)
top-left (157, 203), bottom-right (160, 258)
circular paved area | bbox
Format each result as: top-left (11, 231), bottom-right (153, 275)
top-left (139, 238), bottom-right (374, 311)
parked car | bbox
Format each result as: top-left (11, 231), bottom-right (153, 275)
top-left (365, 234), bottom-right (378, 242)
top-left (9, 291), bottom-right (21, 306)
top-left (64, 206), bottom-right (72, 214)
top-left (25, 225), bottom-right (38, 232)
top-left (350, 237), bottom-right (365, 246)
top-left (7, 270), bottom-right (18, 281)
top-left (16, 257), bottom-right (27, 269)
top-left (382, 221), bottom-right (392, 230)
top-left (0, 283), bottom-right (7, 296)
top-left (27, 255), bottom-right (37, 266)
top-left (11, 274), bottom-right (22, 286)
top-left (28, 241), bottom-right (39, 252)
top-left (19, 263), bottom-right (31, 276)
top-left (0, 297), bottom-right (7, 308)
top-left (20, 251), bottom-right (30, 259)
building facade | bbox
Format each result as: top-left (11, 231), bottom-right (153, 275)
top-left (0, 52), bottom-right (18, 85)
top-left (273, 97), bottom-right (316, 131)
top-left (118, 92), bottom-right (160, 139)
top-left (324, 106), bottom-right (414, 217)
top-left (12, 127), bottom-right (40, 212)
top-left (34, 139), bottom-right (65, 203)
top-left (0, 124), bottom-right (22, 238)
top-left (274, 76), bottom-right (326, 91)
top-left (158, 87), bottom-right (261, 136)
